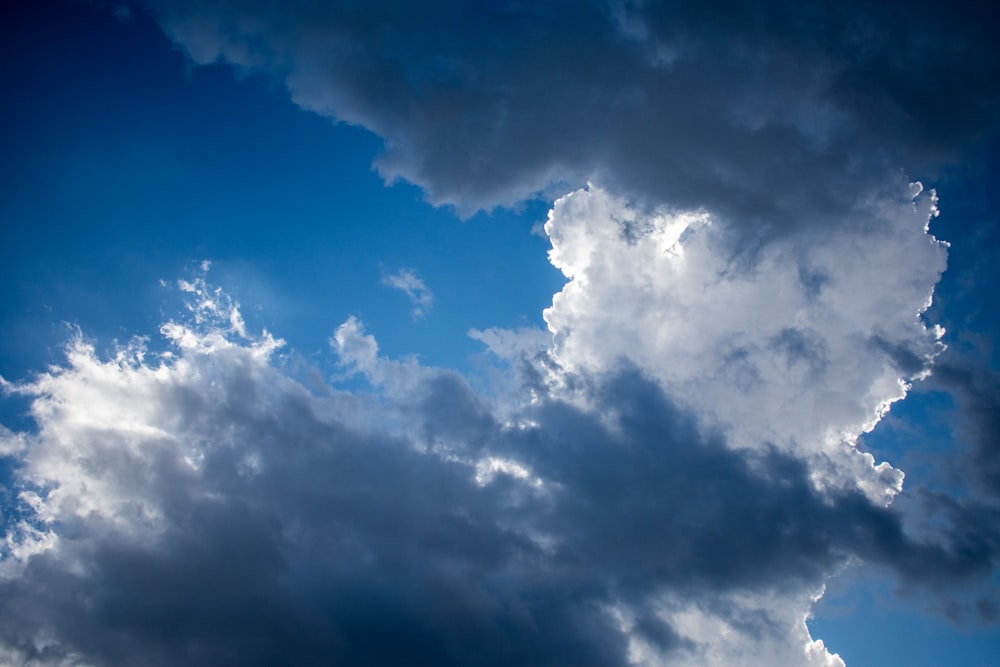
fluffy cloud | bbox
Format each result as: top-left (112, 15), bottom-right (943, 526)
top-left (137, 0), bottom-right (998, 224)
top-left (0, 230), bottom-right (994, 666)
top-left (536, 181), bottom-right (998, 600)
top-left (541, 183), bottom-right (947, 496)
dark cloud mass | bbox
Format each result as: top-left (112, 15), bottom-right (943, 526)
top-left (140, 0), bottom-right (1000, 227)
top-left (0, 322), bottom-right (995, 666)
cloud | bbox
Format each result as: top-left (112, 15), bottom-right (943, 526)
top-left (0, 258), bottom-right (996, 666)
top-left (541, 184), bottom-right (946, 480)
top-left (3, 2), bottom-right (998, 664)
top-left (137, 0), bottom-right (999, 226)
top-left (381, 267), bottom-right (434, 319)
top-left (928, 360), bottom-right (1000, 498)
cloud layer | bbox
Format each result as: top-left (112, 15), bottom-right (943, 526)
top-left (139, 0), bottom-right (999, 225)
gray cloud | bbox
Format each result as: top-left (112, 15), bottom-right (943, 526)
top-left (930, 361), bottom-right (1000, 498)
top-left (512, 369), bottom-right (997, 592)
top-left (138, 0), bottom-right (999, 231)
top-left (0, 311), bottom-right (995, 666)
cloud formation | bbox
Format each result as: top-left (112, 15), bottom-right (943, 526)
top-left (929, 360), bottom-right (1000, 498)
top-left (541, 184), bottom-right (946, 478)
top-left (0, 203), bottom-right (995, 666)
top-left (139, 0), bottom-right (999, 226)
top-left (2, 2), bottom-right (998, 665)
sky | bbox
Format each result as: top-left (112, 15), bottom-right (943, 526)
top-left (0, 1), bottom-right (999, 665)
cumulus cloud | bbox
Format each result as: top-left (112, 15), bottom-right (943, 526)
top-left (137, 0), bottom-right (999, 226)
top-left (382, 267), bottom-right (434, 319)
top-left (0, 241), bottom-right (995, 666)
top-left (3, 1), bottom-right (998, 664)
top-left (541, 184), bottom-right (947, 484)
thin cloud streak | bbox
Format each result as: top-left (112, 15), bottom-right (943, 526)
top-left (382, 267), bottom-right (434, 319)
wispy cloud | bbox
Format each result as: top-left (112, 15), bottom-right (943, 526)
top-left (382, 267), bottom-right (433, 319)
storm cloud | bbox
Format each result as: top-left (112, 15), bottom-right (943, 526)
top-left (139, 0), bottom-right (999, 229)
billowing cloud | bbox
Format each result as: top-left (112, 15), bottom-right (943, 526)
top-left (1, 1), bottom-right (997, 665)
top-left (137, 0), bottom-right (998, 226)
top-left (541, 184), bottom-right (946, 489)
top-left (0, 209), bottom-right (995, 666)
top-left (533, 181), bottom-right (998, 617)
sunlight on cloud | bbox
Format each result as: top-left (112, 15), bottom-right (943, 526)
top-left (2, 1), bottom-right (998, 664)
top-left (0, 182), bottom-right (986, 665)
top-left (542, 183), bottom-right (947, 503)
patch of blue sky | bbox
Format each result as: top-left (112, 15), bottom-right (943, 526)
top-left (809, 568), bottom-right (1000, 667)
top-left (0, 0), bottom-right (562, 386)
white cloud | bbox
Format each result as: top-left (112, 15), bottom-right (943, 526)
top-left (330, 315), bottom-right (427, 401)
top-left (541, 183), bottom-right (947, 501)
top-left (331, 315), bottom-right (380, 377)
top-left (382, 267), bottom-right (433, 319)
top-left (0, 252), bottom-right (992, 665)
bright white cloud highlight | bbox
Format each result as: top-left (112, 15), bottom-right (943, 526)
top-left (542, 183), bottom-right (947, 500)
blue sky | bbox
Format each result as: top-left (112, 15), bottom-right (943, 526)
top-left (1, 1), bottom-right (999, 666)
top-left (0, 1), bottom-right (561, 376)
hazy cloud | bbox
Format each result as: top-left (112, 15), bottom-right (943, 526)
top-left (382, 267), bottom-right (434, 319)
top-left (930, 360), bottom-right (1000, 497)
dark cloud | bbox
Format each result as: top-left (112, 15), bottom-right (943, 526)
top-left (513, 370), bottom-right (999, 593)
top-left (868, 334), bottom-right (931, 378)
top-left (2, 344), bottom-right (996, 665)
top-left (0, 359), bottom-right (622, 666)
top-left (928, 360), bottom-right (1000, 497)
top-left (138, 0), bottom-right (1000, 230)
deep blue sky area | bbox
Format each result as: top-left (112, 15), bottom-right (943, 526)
top-left (1, 2), bottom-right (998, 666)
top-left (0, 0), bottom-right (562, 381)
